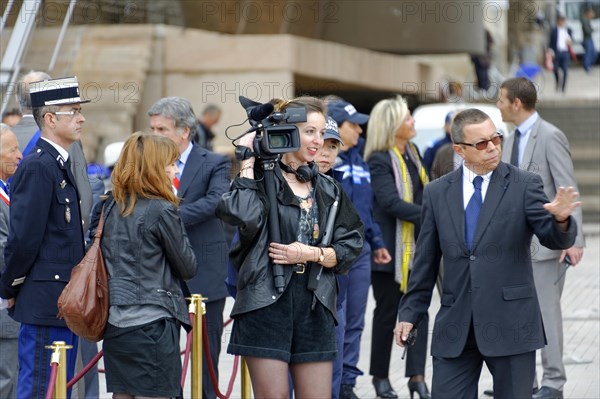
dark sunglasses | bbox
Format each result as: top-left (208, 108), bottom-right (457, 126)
top-left (457, 133), bottom-right (503, 151)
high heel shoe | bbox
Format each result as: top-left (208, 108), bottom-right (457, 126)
top-left (372, 377), bottom-right (398, 398)
top-left (407, 380), bottom-right (431, 399)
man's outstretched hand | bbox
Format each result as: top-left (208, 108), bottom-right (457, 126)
top-left (543, 186), bottom-right (581, 222)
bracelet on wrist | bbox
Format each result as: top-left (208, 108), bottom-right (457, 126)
top-left (556, 217), bottom-right (569, 224)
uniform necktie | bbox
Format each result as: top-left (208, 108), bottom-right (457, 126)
top-left (465, 176), bottom-right (483, 250)
top-left (510, 129), bottom-right (521, 167)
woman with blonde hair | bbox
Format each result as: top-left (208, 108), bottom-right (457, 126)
top-left (365, 96), bottom-right (430, 399)
top-left (90, 132), bottom-right (197, 399)
top-left (217, 96), bottom-right (363, 398)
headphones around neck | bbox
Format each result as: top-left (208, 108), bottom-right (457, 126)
top-left (279, 161), bottom-right (319, 183)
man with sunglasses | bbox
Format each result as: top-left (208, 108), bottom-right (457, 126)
top-left (497, 77), bottom-right (584, 399)
top-left (394, 108), bottom-right (579, 398)
top-left (0, 76), bottom-right (89, 398)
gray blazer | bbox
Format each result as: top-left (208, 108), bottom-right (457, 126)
top-left (0, 192), bottom-right (20, 339)
top-left (502, 116), bottom-right (585, 261)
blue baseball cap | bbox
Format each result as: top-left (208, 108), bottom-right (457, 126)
top-left (328, 101), bottom-right (369, 125)
top-left (324, 116), bottom-right (343, 144)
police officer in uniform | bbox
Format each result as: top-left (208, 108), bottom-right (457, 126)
top-left (0, 76), bottom-right (89, 399)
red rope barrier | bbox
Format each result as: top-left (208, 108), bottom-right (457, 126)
top-left (62, 314), bottom-right (237, 395)
top-left (181, 313), bottom-right (194, 388)
top-left (203, 315), bottom-right (240, 399)
top-left (45, 362), bottom-right (59, 399)
top-left (67, 349), bottom-right (104, 389)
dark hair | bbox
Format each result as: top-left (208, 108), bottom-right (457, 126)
top-left (500, 77), bottom-right (537, 111)
top-left (451, 108), bottom-right (491, 144)
top-left (2, 108), bottom-right (22, 119)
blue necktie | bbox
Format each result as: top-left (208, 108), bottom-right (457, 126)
top-left (465, 176), bottom-right (483, 250)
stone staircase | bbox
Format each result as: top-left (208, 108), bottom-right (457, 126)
top-left (3, 24), bottom-right (154, 163)
top-left (538, 102), bottom-right (600, 223)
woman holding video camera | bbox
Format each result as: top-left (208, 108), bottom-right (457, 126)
top-left (216, 96), bottom-right (363, 398)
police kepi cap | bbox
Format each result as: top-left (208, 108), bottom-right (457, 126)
top-left (328, 101), bottom-right (369, 125)
top-left (29, 76), bottom-right (90, 108)
top-left (324, 116), bottom-right (343, 145)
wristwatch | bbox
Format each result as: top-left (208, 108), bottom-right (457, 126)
top-left (318, 247), bottom-right (325, 263)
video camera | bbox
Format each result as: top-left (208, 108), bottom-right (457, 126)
top-left (237, 96), bottom-right (306, 160)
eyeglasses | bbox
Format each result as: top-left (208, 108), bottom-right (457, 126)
top-left (457, 133), bottom-right (503, 151)
top-left (52, 109), bottom-right (83, 117)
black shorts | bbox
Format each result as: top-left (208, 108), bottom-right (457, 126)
top-left (228, 271), bottom-right (337, 363)
top-left (103, 318), bottom-right (182, 397)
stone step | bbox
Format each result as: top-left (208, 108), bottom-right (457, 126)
top-left (581, 195), bottom-right (600, 223)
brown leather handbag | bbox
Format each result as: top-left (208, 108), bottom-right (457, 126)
top-left (57, 203), bottom-right (109, 342)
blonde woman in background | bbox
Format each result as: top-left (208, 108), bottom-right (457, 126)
top-left (365, 95), bottom-right (430, 399)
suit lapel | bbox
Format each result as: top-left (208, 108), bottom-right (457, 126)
top-left (445, 169), bottom-right (467, 251)
top-left (472, 163), bottom-right (510, 251)
top-left (520, 119), bottom-right (541, 171)
top-left (178, 145), bottom-right (203, 196)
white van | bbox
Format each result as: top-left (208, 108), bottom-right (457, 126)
top-left (412, 103), bottom-right (510, 154)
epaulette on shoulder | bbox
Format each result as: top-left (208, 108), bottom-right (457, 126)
top-left (32, 148), bottom-right (45, 158)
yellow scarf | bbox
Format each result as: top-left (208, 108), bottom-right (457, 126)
top-left (390, 144), bottom-right (429, 293)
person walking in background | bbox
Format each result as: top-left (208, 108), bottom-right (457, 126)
top-left (365, 95), bottom-right (430, 399)
top-left (549, 15), bottom-right (573, 93)
top-left (497, 77), bottom-right (585, 399)
top-left (0, 76), bottom-right (89, 399)
top-left (1, 108), bottom-right (22, 127)
top-left (581, 5), bottom-right (597, 73)
top-left (423, 111), bottom-right (455, 177)
top-left (216, 96), bottom-right (364, 398)
top-left (395, 108), bottom-right (579, 398)
top-left (91, 132), bottom-right (197, 399)
top-left (148, 97), bottom-right (231, 399)
top-left (195, 104), bottom-right (222, 150)
top-left (0, 124), bottom-right (23, 399)
top-left (327, 100), bottom-right (391, 399)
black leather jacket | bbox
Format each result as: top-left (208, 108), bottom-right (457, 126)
top-left (90, 197), bottom-right (197, 328)
top-left (216, 167), bottom-right (364, 321)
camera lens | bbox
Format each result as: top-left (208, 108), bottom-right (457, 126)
top-left (268, 133), bottom-right (290, 149)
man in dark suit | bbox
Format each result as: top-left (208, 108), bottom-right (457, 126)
top-left (0, 76), bottom-right (89, 398)
top-left (498, 77), bottom-right (584, 399)
top-left (395, 109), bottom-right (579, 398)
top-left (149, 97), bottom-right (231, 399)
top-left (13, 70), bottom-right (99, 399)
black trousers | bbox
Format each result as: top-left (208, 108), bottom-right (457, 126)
top-left (431, 323), bottom-right (535, 399)
top-left (370, 271), bottom-right (429, 378)
top-left (202, 298), bottom-right (226, 399)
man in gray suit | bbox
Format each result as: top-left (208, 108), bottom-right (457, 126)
top-left (395, 109), bottom-right (579, 398)
top-left (497, 77), bottom-right (584, 399)
top-left (0, 124), bottom-right (22, 399)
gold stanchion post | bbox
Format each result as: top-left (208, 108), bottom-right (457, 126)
top-left (241, 357), bottom-right (252, 398)
top-left (45, 341), bottom-right (73, 399)
top-left (188, 294), bottom-right (207, 399)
